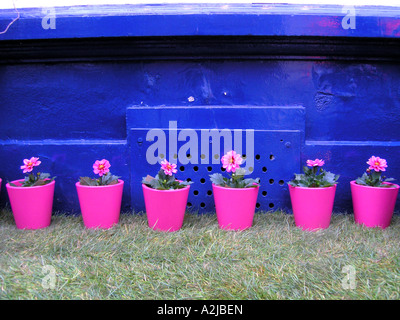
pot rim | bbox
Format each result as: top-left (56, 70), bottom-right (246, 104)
top-left (6, 178), bottom-right (55, 189)
top-left (211, 183), bottom-right (260, 191)
top-left (76, 179), bottom-right (124, 189)
top-left (350, 180), bottom-right (399, 189)
top-left (287, 183), bottom-right (337, 190)
top-left (142, 183), bottom-right (190, 192)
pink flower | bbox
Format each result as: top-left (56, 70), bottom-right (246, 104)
top-left (367, 156), bottom-right (387, 172)
top-left (306, 159), bottom-right (325, 167)
top-left (20, 157), bottom-right (41, 173)
top-left (161, 159), bottom-right (177, 176)
top-left (221, 150), bottom-right (243, 173)
top-left (93, 159), bottom-right (111, 176)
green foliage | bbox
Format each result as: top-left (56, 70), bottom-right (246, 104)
top-left (209, 168), bottom-right (260, 188)
top-left (355, 170), bottom-right (395, 188)
top-left (142, 169), bottom-right (193, 190)
top-left (9, 172), bottom-right (56, 187)
top-left (288, 166), bottom-right (339, 188)
top-left (2, 209), bottom-right (400, 300)
top-left (79, 172), bottom-right (120, 186)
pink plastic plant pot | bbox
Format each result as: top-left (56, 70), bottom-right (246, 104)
top-left (142, 183), bottom-right (190, 232)
top-left (76, 180), bottom-right (124, 229)
top-left (212, 184), bottom-right (260, 231)
top-left (6, 179), bottom-right (55, 230)
top-left (288, 184), bottom-right (336, 231)
top-left (350, 180), bottom-right (399, 229)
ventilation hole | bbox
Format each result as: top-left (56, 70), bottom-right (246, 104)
top-left (173, 153), bottom-right (178, 159)
top-left (262, 191), bottom-right (267, 197)
top-left (279, 180), bottom-right (285, 186)
top-left (248, 167), bottom-right (254, 173)
top-left (280, 139), bottom-right (283, 142)
top-left (193, 190), bottom-right (199, 196)
top-left (180, 166), bottom-right (185, 172)
top-left (207, 190), bottom-right (212, 196)
top-left (256, 203), bottom-right (260, 208)
top-left (200, 202), bottom-right (206, 208)
top-left (200, 178), bottom-right (206, 184)
top-left (242, 154), bottom-right (246, 159)
top-left (187, 178), bottom-right (192, 182)
top-left (187, 202), bottom-right (192, 208)
top-left (186, 154), bottom-right (192, 159)
top-left (159, 153), bottom-right (165, 159)
top-left (269, 203), bottom-right (274, 208)
top-left (200, 154), bottom-right (206, 159)
top-left (207, 166), bottom-right (212, 172)
top-left (193, 166), bottom-right (199, 172)
top-left (269, 179), bottom-right (274, 185)
top-left (262, 167), bottom-right (267, 173)
top-left (255, 154), bottom-right (260, 160)
top-left (214, 154), bottom-right (219, 160)
top-left (270, 154), bottom-right (275, 161)
top-left (221, 167), bottom-right (226, 172)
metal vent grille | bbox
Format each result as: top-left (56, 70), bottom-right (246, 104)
top-left (127, 106), bottom-right (305, 213)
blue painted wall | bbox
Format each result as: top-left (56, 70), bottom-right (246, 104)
top-left (0, 4), bottom-right (399, 214)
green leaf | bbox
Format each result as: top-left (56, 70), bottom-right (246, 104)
top-left (179, 180), bottom-right (194, 187)
top-left (80, 177), bottom-right (98, 186)
top-left (142, 175), bottom-right (154, 184)
top-left (232, 168), bottom-right (246, 180)
top-left (243, 178), bottom-right (260, 188)
top-left (209, 173), bottom-right (225, 186)
top-left (8, 182), bottom-right (19, 187)
top-left (289, 166), bottom-right (338, 188)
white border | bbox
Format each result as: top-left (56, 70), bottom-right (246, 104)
top-left (0, 0), bottom-right (399, 10)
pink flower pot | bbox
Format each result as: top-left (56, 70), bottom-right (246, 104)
top-left (288, 184), bottom-right (336, 231)
top-left (142, 184), bottom-right (190, 232)
top-left (350, 180), bottom-right (399, 229)
top-left (212, 184), bottom-right (259, 231)
top-left (6, 179), bottom-right (55, 230)
top-left (76, 180), bottom-right (124, 229)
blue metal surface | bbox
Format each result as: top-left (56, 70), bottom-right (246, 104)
top-left (127, 106), bottom-right (304, 213)
top-left (0, 4), bottom-right (399, 214)
top-left (0, 4), bottom-right (400, 40)
top-left (0, 140), bottom-right (130, 213)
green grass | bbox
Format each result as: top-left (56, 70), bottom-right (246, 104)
top-left (0, 208), bottom-right (400, 300)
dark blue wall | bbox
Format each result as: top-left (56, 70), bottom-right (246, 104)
top-left (1, 4), bottom-right (400, 214)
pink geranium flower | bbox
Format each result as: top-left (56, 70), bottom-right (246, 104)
top-left (367, 156), bottom-right (387, 172)
top-left (93, 159), bottom-right (111, 176)
top-left (221, 150), bottom-right (243, 173)
top-left (20, 157), bottom-right (41, 173)
top-left (306, 159), bottom-right (325, 167)
top-left (161, 159), bottom-right (177, 176)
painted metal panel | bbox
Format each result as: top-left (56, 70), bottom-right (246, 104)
top-left (127, 106), bottom-right (304, 212)
top-left (0, 140), bottom-right (130, 213)
top-left (305, 141), bottom-right (400, 211)
top-left (0, 4), bottom-right (399, 214)
top-left (0, 4), bottom-right (400, 41)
